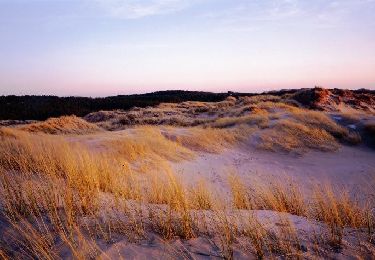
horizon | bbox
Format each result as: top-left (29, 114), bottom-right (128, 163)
top-left (0, 0), bottom-right (374, 96)
top-left (0, 86), bottom-right (374, 99)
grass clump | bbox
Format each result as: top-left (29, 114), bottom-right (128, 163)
top-left (146, 172), bottom-right (197, 240)
top-left (291, 111), bottom-right (348, 139)
top-left (105, 126), bottom-right (194, 163)
top-left (208, 114), bottom-right (269, 129)
top-left (19, 115), bottom-right (100, 135)
top-left (336, 111), bottom-right (362, 124)
top-left (175, 126), bottom-right (254, 153)
top-left (257, 119), bottom-right (339, 153)
top-left (188, 179), bottom-right (214, 210)
top-left (310, 184), bottom-right (374, 246)
top-left (255, 180), bottom-right (306, 216)
top-left (228, 174), bottom-right (306, 216)
top-left (257, 101), bottom-right (300, 113)
top-left (229, 174), bottom-right (375, 250)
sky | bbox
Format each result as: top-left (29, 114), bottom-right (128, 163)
top-left (0, 0), bottom-right (374, 96)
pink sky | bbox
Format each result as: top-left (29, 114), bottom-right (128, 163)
top-left (0, 0), bottom-right (374, 96)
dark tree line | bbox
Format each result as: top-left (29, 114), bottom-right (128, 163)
top-left (0, 90), bottom-right (254, 120)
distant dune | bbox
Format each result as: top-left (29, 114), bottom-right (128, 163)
top-left (0, 87), bottom-right (374, 121)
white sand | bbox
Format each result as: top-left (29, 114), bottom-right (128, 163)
top-left (172, 144), bottom-right (375, 196)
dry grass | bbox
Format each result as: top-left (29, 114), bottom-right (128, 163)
top-left (228, 173), bottom-right (252, 210)
top-left (337, 111), bottom-right (362, 124)
top-left (81, 97), bottom-right (370, 152)
top-left (257, 101), bottom-right (300, 113)
top-left (228, 173), bottom-right (375, 249)
top-left (0, 128), bottom-right (211, 255)
top-left (1, 109), bottom-right (374, 257)
top-left (255, 181), bottom-right (306, 216)
top-left (104, 126), bottom-right (194, 164)
top-left (146, 173), bottom-right (196, 240)
top-left (1, 102), bottom-right (373, 259)
top-left (241, 214), bottom-right (300, 258)
top-left (83, 96), bottom-right (276, 130)
top-left (310, 184), bottom-right (374, 247)
top-left (241, 215), bottom-right (269, 258)
top-left (291, 110), bottom-right (349, 138)
top-left (208, 113), bottom-right (269, 129)
top-left (188, 179), bottom-right (214, 210)
top-left (0, 127), bottom-right (21, 138)
top-left (174, 126), bottom-right (253, 153)
top-left (257, 119), bottom-right (339, 153)
top-left (212, 211), bottom-right (237, 259)
top-left (228, 174), bottom-right (306, 216)
top-left (79, 96), bottom-right (372, 150)
top-left (79, 95), bottom-right (370, 150)
top-left (238, 95), bottom-right (281, 105)
top-left (0, 129), bottom-right (132, 217)
top-left (19, 115), bottom-right (100, 134)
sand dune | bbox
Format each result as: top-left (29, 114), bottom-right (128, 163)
top-left (1, 90), bottom-right (375, 259)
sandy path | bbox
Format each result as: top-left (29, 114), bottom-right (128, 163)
top-left (172, 145), bottom-right (375, 194)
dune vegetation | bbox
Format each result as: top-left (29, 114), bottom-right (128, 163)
top-left (83, 95), bottom-right (369, 153)
top-left (19, 115), bottom-right (100, 135)
top-left (0, 121), bottom-right (374, 259)
top-left (0, 95), bottom-right (374, 258)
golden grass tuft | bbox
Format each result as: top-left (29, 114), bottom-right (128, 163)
top-left (291, 110), bottom-right (348, 138)
top-left (175, 126), bottom-right (254, 153)
top-left (19, 115), bottom-right (100, 135)
top-left (104, 126), bottom-right (194, 163)
top-left (188, 179), bottom-right (214, 210)
top-left (310, 184), bottom-right (374, 247)
top-left (228, 174), bottom-right (306, 216)
top-left (255, 181), bottom-right (306, 216)
top-left (228, 173), bottom-right (252, 209)
top-left (238, 95), bottom-right (281, 105)
top-left (257, 101), bottom-right (300, 113)
top-left (0, 127), bottom-right (21, 139)
top-left (208, 114), bottom-right (269, 129)
top-left (257, 119), bottom-right (339, 153)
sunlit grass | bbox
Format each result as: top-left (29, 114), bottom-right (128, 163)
top-left (19, 115), bottom-right (100, 134)
top-left (0, 99), bottom-right (374, 258)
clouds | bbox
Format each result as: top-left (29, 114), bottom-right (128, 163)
top-left (92, 0), bottom-right (197, 19)
top-left (202, 0), bottom-right (375, 32)
top-left (0, 0), bottom-right (374, 95)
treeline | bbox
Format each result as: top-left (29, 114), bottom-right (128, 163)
top-left (0, 90), bottom-right (253, 120)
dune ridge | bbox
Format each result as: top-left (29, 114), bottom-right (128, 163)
top-left (0, 90), bottom-right (375, 259)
